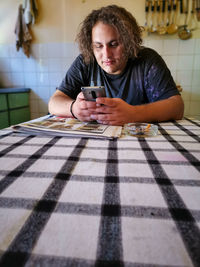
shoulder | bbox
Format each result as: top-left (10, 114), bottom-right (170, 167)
top-left (137, 47), bottom-right (162, 61)
top-left (134, 46), bottom-right (168, 72)
top-left (71, 54), bottom-right (87, 68)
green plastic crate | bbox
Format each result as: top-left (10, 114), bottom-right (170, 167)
top-left (10, 107), bottom-right (30, 125)
top-left (0, 94), bottom-right (8, 111)
top-left (8, 93), bottom-right (29, 109)
top-left (0, 111), bottom-right (9, 129)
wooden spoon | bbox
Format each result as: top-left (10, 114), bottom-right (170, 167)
top-left (144, 0), bottom-right (149, 32)
top-left (157, 0), bottom-right (167, 34)
top-left (196, 0), bottom-right (200, 21)
top-left (188, 0), bottom-right (198, 30)
top-left (150, 0), bottom-right (157, 32)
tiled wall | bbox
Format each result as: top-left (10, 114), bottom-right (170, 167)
top-left (0, 39), bottom-right (200, 119)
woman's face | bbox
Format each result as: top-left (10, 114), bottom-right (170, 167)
top-left (92, 22), bottom-right (127, 75)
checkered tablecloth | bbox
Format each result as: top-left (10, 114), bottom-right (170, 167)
top-left (0, 118), bottom-right (200, 267)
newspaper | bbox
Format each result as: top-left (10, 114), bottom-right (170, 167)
top-left (12, 115), bottom-right (122, 139)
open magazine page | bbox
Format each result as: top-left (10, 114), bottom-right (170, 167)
top-left (12, 115), bottom-right (122, 139)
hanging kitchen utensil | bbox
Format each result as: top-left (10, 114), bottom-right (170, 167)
top-left (188, 0), bottom-right (198, 30)
top-left (144, 0), bottom-right (150, 32)
top-left (155, 0), bottom-right (161, 32)
top-left (165, 0), bottom-right (172, 28)
top-left (166, 0), bottom-right (173, 30)
top-left (150, 0), bottom-right (158, 32)
top-left (178, 0), bottom-right (192, 39)
top-left (196, 0), bottom-right (200, 20)
top-left (177, 0), bottom-right (184, 28)
top-left (167, 0), bottom-right (179, 33)
top-left (157, 0), bottom-right (167, 34)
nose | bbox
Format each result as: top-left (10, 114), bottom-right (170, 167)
top-left (103, 45), bottom-right (112, 58)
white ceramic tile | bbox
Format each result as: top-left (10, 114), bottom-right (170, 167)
top-left (9, 44), bottom-right (24, 58)
top-left (178, 39), bottom-right (195, 55)
top-left (177, 55), bottom-right (194, 70)
top-left (49, 86), bottom-right (57, 96)
top-left (191, 85), bottom-right (200, 101)
top-left (63, 42), bottom-right (80, 58)
top-left (37, 43), bottom-right (49, 58)
top-left (49, 72), bottom-right (63, 86)
top-left (36, 58), bottom-right (49, 72)
top-left (163, 55), bottom-right (178, 70)
top-left (181, 86), bottom-right (191, 101)
top-left (0, 58), bottom-right (10, 72)
top-left (62, 57), bottom-right (73, 72)
top-left (37, 72), bottom-right (50, 86)
top-left (23, 58), bottom-right (37, 72)
top-left (170, 70), bottom-right (177, 81)
top-left (10, 58), bottom-right (24, 72)
top-left (183, 100), bottom-right (191, 116)
top-left (176, 70), bottom-right (193, 86)
top-left (48, 58), bottom-right (63, 72)
top-left (146, 39), bottom-right (163, 55)
top-left (189, 101), bottom-right (200, 116)
top-left (194, 39), bottom-right (200, 54)
top-left (47, 43), bottom-right (64, 58)
top-left (0, 44), bottom-right (10, 58)
top-left (36, 86), bottom-right (50, 100)
top-left (192, 70), bottom-right (200, 86)
top-left (194, 54), bottom-right (200, 70)
top-left (163, 39), bottom-right (179, 55)
top-left (24, 72), bottom-right (38, 87)
top-left (11, 72), bottom-right (25, 86)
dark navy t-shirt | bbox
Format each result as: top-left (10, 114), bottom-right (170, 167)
top-left (58, 47), bottom-right (179, 104)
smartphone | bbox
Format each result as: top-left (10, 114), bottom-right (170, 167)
top-left (81, 86), bottom-right (106, 101)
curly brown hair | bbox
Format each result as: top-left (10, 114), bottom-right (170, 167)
top-left (76, 5), bottom-right (143, 64)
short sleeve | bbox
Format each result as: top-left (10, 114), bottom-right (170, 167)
top-left (143, 49), bottom-right (180, 102)
top-left (58, 55), bottom-right (89, 99)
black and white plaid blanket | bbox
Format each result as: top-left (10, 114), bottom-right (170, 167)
top-left (0, 118), bottom-right (200, 267)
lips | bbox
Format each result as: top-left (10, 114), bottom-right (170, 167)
top-left (103, 60), bottom-right (114, 66)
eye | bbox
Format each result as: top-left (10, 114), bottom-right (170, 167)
top-left (93, 43), bottom-right (102, 49)
top-left (110, 41), bottom-right (119, 47)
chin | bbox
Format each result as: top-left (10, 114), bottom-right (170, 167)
top-left (103, 66), bottom-right (118, 75)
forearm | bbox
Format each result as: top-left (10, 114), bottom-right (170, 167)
top-left (48, 91), bottom-right (74, 117)
top-left (93, 95), bottom-right (184, 125)
top-left (130, 95), bottom-right (184, 122)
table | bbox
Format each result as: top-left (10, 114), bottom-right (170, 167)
top-left (0, 118), bottom-right (200, 267)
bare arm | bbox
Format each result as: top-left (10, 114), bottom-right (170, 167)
top-left (48, 90), bottom-right (74, 117)
top-left (90, 95), bottom-right (184, 125)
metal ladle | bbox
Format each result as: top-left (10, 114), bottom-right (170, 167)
top-left (178, 0), bottom-right (192, 40)
top-left (167, 0), bottom-right (178, 34)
